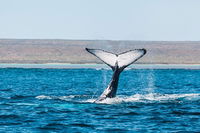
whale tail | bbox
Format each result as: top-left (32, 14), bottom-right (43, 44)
top-left (85, 48), bottom-right (146, 71)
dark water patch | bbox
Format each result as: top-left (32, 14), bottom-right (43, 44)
top-left (10, 95), bottom-right (34, 100)
top-left (70, 123), bottom-right (94, 128)
top-left (93, 106), bottom-right (104, 110)
top-left (39, 123), bottom-right (66, 129)
top-left (148, 116), bottom-right (165, 121)
top-left (0, 114), bottom-right (20, 119)
top-left (127, 105), bottom-right (140, 108)
top-left (160, 120), bottom-right (176, 123)
top-left (36, 110), bottom-right (48, 115)
top-left (38, 124), bottom-right (64, 130)
top-left (23, 119), bottom-right (36, 123)
top-left (0, 122), bottom-right (22, 126)
top-left (171, 111), bottom-right (200, 116)
top-left (52, 118), bottom-right (67, 122)
top-left (103, 128), bottom-right (130, 132)
top-left (121, 111), bottom-right (139, 115)
top-left (98, 117), bottom-right (117, 120)
top-left (0, 88), bottom-right (12, 91)
top-left (110, 111), bottom-right (139, 117)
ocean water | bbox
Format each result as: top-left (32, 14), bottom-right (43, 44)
top-left (0, 68), bottom-right (200, 132)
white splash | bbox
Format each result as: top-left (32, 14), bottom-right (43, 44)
top-left (86, 93), bottom-right (200, 104)
top-left (36, 93), bottom-right (200, 104)
top-left (145, 70), bottom-right (155, 93)
top-left (35, 95), bottom-right (89, 101)
top-left (36, 95), bottom-right (52, 99)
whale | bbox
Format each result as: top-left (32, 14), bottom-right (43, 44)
top-left (86, 48), bottom-right (146, 102)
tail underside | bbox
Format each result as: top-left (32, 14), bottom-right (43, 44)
top-left (86, 48), bottom-right (146, 70)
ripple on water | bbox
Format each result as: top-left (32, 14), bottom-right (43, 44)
top-left (38, 123), bottom-right (67, 130)
top-left (0, 114), bottom-right (20, 119)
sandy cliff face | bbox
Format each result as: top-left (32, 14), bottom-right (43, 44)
top-left (0, 39), bottom-right (199, 64)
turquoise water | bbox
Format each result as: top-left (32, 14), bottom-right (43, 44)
top-left (0, 68), bottom-right (200, 132)
top-left (1, 63), bottom-right (200, 69)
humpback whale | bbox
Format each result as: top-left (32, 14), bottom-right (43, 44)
top-left (86, 48), bottom-right (146, 102)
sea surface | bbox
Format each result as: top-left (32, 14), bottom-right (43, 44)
top-left (0, 66), bottom-right (200, 132)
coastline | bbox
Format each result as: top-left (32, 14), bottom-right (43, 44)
top-left (1, 39), bottom-right (200, 64)
top-left (1, 63), bottom-right (200, 69)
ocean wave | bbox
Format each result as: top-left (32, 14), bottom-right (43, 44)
top-left (35, 95), bottom-right (91, 100)
top-left (10, 95), bottom-right (33, 100)
top-left (35, 93), bottom-right (200, 104)
top-left (85, 93), bottom-right (200, 104)
top-left (0, 114), bottom-right (20, 119)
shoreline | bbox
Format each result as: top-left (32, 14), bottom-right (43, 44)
top-left (1, 63), bottom-right (200, 69)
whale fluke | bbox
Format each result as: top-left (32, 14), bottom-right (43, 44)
top-left (85, 48), bottom-right (147, 102)
top-left (86, 48), bottom-right (146, 71)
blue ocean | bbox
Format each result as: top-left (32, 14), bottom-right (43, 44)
top-left (0, 67), bottom-right (200, 132)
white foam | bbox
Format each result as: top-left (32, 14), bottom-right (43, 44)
top-left (87, 93), bottom-right (200, 104)
top-left (35, 95), bottom-right (90, 100)
top-left (83, 98), bottom-right (96, 103)
top-left (36, 93), bottom-right (200, 104)
top-left (36, 95), bottom-right (52, 99)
